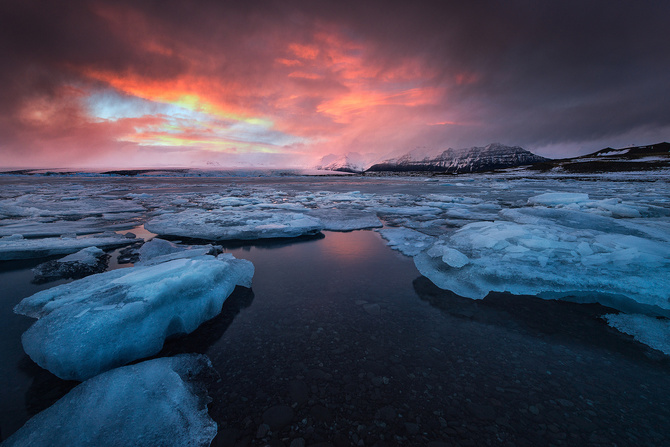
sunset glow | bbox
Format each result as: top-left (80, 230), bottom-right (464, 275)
top-left (1, 1), bottom-right (669, 168)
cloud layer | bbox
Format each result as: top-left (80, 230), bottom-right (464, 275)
top-left (1, 0), bottom-right (669, 168)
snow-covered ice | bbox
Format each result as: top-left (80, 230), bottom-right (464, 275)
top-left (15, 252), bottom-right (254, 380)
top-left (604, 314), bottom-right (670, 355)
top-left (2, 354), bottom-right (217, 447)
top-left (0, 233), bottom-right (140, 260)
top-left (145, 209), bottom-right (323, 240)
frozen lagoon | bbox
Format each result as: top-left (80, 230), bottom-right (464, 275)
top-left (1, 172), bottom-right (669, 445)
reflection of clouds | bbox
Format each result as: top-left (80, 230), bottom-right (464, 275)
top-left (319, 230), bottom-right (379, 260)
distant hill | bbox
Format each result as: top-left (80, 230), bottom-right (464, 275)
top-left (366, 143), bottom-right (549, 173)
top-left (529, 142), bottom-right (670, 173)
top-left (315, 153), bottom-right (367, 173)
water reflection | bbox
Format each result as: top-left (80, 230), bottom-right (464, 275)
top-left (413, 276), bottom-right (670, 365)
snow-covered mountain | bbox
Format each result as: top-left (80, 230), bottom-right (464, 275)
top-left (367, 143), bottom-right (549, 173)
top-left (315, 153), bottom-right (367, 173)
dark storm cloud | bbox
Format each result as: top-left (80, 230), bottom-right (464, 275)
top-left (0, 0), bottom-right (668, 166)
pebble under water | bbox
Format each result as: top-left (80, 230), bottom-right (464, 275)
top-left (2, 228), bottom-right (670, 446)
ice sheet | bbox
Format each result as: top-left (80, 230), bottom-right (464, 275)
top-left (145, 209), bottom-right (323, 240)
top-left (414, 220), bottom-right (670, 314)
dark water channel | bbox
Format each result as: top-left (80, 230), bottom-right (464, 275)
top-left (1, 229), bottom-right (669, 446)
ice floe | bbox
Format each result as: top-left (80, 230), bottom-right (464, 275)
top-left (0, 233), bottom-right (140, 261)
top-left (2, 354), bottom-right (217, 447)
top-left (145, 209), bottom-right (323, 240)
top-left (414, 220), bottom-right (670, 314)
top-left (15, 252), bottom-right (254, 380)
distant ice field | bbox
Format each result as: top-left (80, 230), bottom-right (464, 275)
top-left (1, 172), bottom-right (670, 444)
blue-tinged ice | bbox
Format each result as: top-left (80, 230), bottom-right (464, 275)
top-left (145, 209), bottom-right (323, 240)
top-left (2, 355), bottom-right (217, 447)
top-left (377, 227), bottom-right (437, 256)
top-left (14, 253), bottom-right (254, 381)
top-left (414, 220), bottom-right (670, 314)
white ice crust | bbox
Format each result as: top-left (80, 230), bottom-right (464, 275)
top-left (14, 252), bottom-right (254, 381)
top-left (604, 314), bottom-right (670, 355)
top-left (145, 209), bottom-right (323, 240)
top-left (2, 355), bottom-right (217, 447)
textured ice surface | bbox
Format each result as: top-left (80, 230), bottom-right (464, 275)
top-left (0, 233), bottom-right (140, 260)
top-left (377, 228), bottom-right (437, 256)
top-left (57, 246), bottom-right (106, 266)
top-left (137, 238), bottom-right (220, 266)
top-left (414, 220), bottom-right (670, 313)
top-left (604, 314), bottom-right (670, 355)
top-left (15, 253), bottom-right (254, 380)
top-left (145, 209), bottom-right (323, 240)
top-left (307, 209), bottom-right (382, 231)
top-left (2, 354), bottom-right (217, 447)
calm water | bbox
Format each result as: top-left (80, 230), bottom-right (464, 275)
top-left (2, 228), bottom-right (669, 446)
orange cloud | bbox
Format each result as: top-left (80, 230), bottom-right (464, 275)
top-left (289, 43), bottom-right (320, 59)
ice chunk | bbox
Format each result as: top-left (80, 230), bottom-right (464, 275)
top-left (307, 209), bottom-right (382, 231)
top-left (2, 355), bottom-right (217, 447)
top-left (604, 314), bottom-right (670, 355)
top-left (528, 192), bottom-right (590, 206)
top-left (414, 220), bottom-right (670, 311)
top-left (425, 244), bottom-right (469, 268)
top-left (32, 247), bottom-right (109, 283)
top-left (58, 246), bottom-right (106, 266)
top-left (15, 253), bottom-right (254, 380)
top-left (145, 209), bottom-right (323, 240)
top-left (0, 233), bottom-right (141, 261)
top-left (377, 227), bottom-right (437, 256)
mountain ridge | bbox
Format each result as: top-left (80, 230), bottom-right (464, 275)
top-left (366, 143), bottom-right (549, 173)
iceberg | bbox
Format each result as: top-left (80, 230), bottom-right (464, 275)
top-left (2, 355), bottom-right (217, 447)
top-left (0, 233), bottom-right (140, 261)
top-left (15, 253), bottom-right (254, 381)
top-left (145, 209), bottom-right (323, 240)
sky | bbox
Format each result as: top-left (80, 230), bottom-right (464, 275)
top-left (1, 0), bottom-right (669, 169)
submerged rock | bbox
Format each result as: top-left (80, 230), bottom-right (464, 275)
top-left (32, 247), bottom-right (109, 283)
